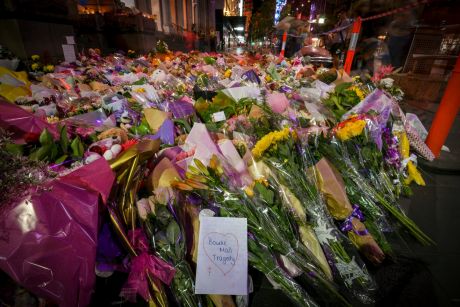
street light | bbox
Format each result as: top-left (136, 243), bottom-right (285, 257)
top-left (318, 17), bottom-right (325, 24)
top-left (235, 27), bottom-right (244, 31)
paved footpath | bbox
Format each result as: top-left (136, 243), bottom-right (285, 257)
top-left (400, 100), bottom-right (460, 307)
top-left (251, 101), bottom-right (460, 307)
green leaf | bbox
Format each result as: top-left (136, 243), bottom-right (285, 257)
top-left (5, 143), bottom-right (23, 155)
top-left (131, 77), bottom-right (148, 85)
top-left (166, 221), bottom-right (180, 245)
top-left (59, 125), bottom-right (69, 154)
top-left (39, 129), bottom-right (53, 145)
top-left (70, 137), bottom-right (84, 158)
top-left (335, 82), bottom-right (352, 94)
top-left (49, 144), bottom-right (59, 161)
top-left (254, 182), bottom-right (274, 205)
top-left (203, 56), bottom-right (216, 65)
top-left (30, 144), bottom-right (52, 161)
top-left (55, 154), bottom-right (68, 163)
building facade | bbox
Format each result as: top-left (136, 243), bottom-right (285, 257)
top-left (0, 0), bottom-right (224, 61)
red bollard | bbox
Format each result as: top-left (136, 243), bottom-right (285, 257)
top-left (425, 55), bottom-right (460, 157)
top-left (279, 31), bottom-right (288, 59)
top-left (343, 17), bottom-right (362, 74)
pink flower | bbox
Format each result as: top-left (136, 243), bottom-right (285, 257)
top-left (266, 92), bottom-right (289, 114)
top-left (372, 65), bottom-right (394, 83)
top-left (176, 148), bottom-right (195, 161)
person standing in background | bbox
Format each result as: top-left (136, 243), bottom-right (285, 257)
top-left (387, 11), bottom-right (416, 69)
top-left (328, 9), bottom-right (353, 67)
top-left (184, 29), bottom-right (197, 51)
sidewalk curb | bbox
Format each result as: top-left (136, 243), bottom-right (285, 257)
top-left (419, 151), bottom-right (460, 176)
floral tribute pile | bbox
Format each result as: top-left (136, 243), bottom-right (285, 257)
top-left (0, 47), bottom-right (436, 307)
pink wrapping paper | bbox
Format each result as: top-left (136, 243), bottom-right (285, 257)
top-left (0, 158), bottom-right (115, 306)
top-left (0, 99), bottom-right (58, 143)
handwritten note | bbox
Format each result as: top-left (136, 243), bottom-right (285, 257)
top-left (212, 111), bottom-right (226, 122)
top-left (62, 44), bottom-right (76, 63)
top-left (65, 36), bottom-right (75, 45)
top-left (195, 217), bottom-right (248, 295)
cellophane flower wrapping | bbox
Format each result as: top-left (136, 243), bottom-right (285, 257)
top-left (0, 157), bottom-right (115, 306)
top-left (0, 100), bottom-right (59, 143)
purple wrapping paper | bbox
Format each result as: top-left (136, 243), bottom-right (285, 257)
top-left (0, 158), bottom-right (115, 306)
top-left (169, 99), bottom-right (195, 118)
top-left (241, 69), bottom-right (261, 84)
top-left (0, 99), bottom-right (59, 143)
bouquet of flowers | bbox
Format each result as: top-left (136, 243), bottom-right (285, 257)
top-left (172, 156), bottom-right (349, 306)
top-left (317, 134), bottom-right (433, 246)
top-left (250, 128), bottom-right (377, 303)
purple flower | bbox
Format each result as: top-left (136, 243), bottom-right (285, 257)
top-left (382, 127), bottom-right (401, 168)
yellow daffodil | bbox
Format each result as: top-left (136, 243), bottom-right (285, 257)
top-left (396, 131), bottom-right (426, 186)
top-left (244, 186), bottom-right (254, 197)
top-left (252, 127), bottom-right (291, 159)
top-left (265, 75), bottom-right (272, 82)
top-left (31, 55), bottom-right (40, 61)
top-left (46, 116), bottom-right (59, 124)
top-left (335, 119), bottom-right (366, 141)
top-left (224, 69), bottom-right (232, 78)
top-left (43, 65), bottom-right (54, 73)
top-left (405, 162), bottom-right (426, 186)
top-left (31, 63), bottom-right (40, 71)
top-left (135, 87), bottom-right (146, 93)
top-left (349, 86), bottom-right (365, 101)
top-left (255, 178), bottom-right (269, 187)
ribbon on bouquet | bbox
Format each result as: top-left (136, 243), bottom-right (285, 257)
top-left (121, 229), bottom-right (176, 302)
top-left (340, 204), bottom-right (369, 236)
top-left (400, 153), bottom-right (417, 171)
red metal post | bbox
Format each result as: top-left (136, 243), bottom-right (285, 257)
top-left (343, 17), bottom-right (362, 73)
top-left (425, 55), bottom-right (460, 157)
top-left (279, 31), bottom-right (288, 59)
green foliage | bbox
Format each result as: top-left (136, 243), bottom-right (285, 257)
top-left (322, 82), bottom-right (361, 120)
top-left (254, 182), bottom-right (274, 205)
top-left (195, 92), bottom-right (258, 124)
top-left (29, 126), bottom-right (85, 163)
top-left (0, 129), bottom-right (52, 205)
top-left (203, 56), bottom-right (216, 65)
top-left (131, 77), bottom-right (148, 85)
top-left (156, 40), bottom-right (169, 54)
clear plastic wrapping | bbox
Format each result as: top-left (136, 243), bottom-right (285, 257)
top-left (317, 136), bottom-right (433, 246)
top-left (248, 127), bottom-right (376, 304)
top-left (171, 155), bottom-right (349, 306)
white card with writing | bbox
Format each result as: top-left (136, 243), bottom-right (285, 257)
top-left (62, 44), bottom-right (76, 63)
top-left (195, 217), bottom-right (248, 295)
top-left (65, 36), bottom-right (75, 45)
top-left (212, 111), bottom-right (226, 122)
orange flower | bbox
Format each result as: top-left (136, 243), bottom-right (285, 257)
top-left (184, 178), bottom-right (208, 190)
top-left (171, 181), bottom-right (193, 191)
